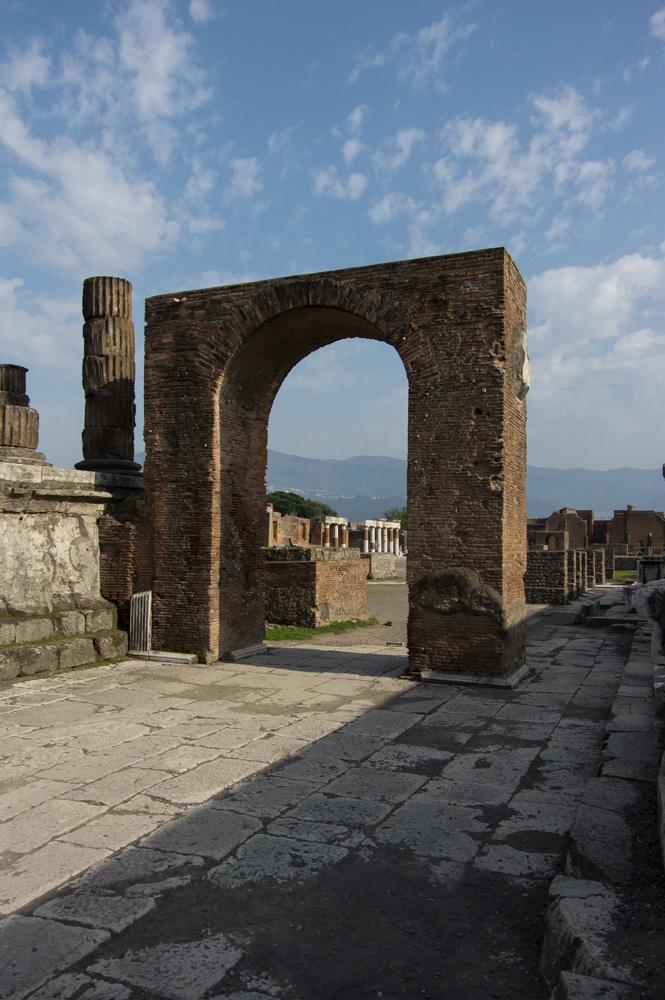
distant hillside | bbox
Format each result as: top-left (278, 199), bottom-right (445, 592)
top-left (136, 450), bottom-right (665, 520)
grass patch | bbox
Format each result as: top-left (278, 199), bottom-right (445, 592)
top-left (266, 617), bottom-right (379, 642)
top-left (611, 569), bottom-right (638, 583)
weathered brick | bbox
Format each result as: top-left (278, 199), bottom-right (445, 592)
top-left (141, 249), bottom-right (528, 679)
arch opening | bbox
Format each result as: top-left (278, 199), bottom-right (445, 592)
top-left (216, 309), bottom-right (406, 655)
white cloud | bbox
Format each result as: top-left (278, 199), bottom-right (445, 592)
top-left (343, 138), bottom-right (366, 164)
top-left (348, 105), bottom-right (369, 134)
top-left (189, 0), bottom-right (214, 24)
top-left (649, 8), bottom-right (665, 40)
top-left (573, 159), bottom-right (615, 210)
top-left (312, 167), bottom-right (368, 200)
top-left (529, 252), bottom-right (665, 348)
top-left (0, 88), bottom-right (179, 273)
top-left (527, 252), bottom-right (665, 467)
top-left (623, 149), bottom-right (656, 171)
top-left (185, 156), bottom-right (217, 201)
top-left (350, 13), bottom-right (476, 90)
top-left (373, 127), bottom-right (425, 175)
top-left (367, 192), bottom-right (418, 224)
top-left (115, 0), bottom-right (211, 162)
top-left (1, 40), bottom-right (50, 92)
top-left (545, 215), bottom-right (571, 243)
top-left (226, 157), bottom-right (264, 199)
top-left (0, 278), bottom-right (81, 370)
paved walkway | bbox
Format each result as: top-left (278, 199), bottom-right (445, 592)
top-left (0, 599), bottom-right (660, 998)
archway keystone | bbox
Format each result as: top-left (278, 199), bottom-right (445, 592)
top-left (143, 248), bottom-right (528, 682)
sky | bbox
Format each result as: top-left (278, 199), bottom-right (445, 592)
top-left (0, 0), bottom-right (664, 472)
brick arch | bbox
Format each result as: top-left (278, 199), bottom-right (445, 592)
top-left (143, 248), bottom-right (528, 681)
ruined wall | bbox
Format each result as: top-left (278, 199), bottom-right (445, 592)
top-left (143, 248), bottom-right (528, 678)
top-left (0, 462), bottom-right (138, 679)
top-left (592, 549), bottom-right (606, 585)
top-left (264, 547), bottom-right (369, 627)
top-left (546, 510), bottom-right (589, 548)
top-left (524, 550), bottom-right (568, 604)
top-left (607, 508), bottom-right (665, 552)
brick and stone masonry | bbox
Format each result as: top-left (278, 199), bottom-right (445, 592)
top-left (75, 276), bottom-right (141, 474)
top-left (264, 547), bottom-right (369, 628)
top-left (141, 248), bottom-right (529, 679)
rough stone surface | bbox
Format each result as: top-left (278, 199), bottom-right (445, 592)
top-left (540, 876), bottom-right (634, 988)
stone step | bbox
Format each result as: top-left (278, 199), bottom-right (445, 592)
top-left (0, 607), bottom-right (128, 681)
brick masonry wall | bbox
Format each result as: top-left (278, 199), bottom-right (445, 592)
top-left (525, 550), bottom-right (568, 604)
top-left (265, 552), bottom-right (369, 627)
top-left (142, 248), bottom-right (527, 676)
top-left (607, 510), bottom-right (665, 551)
top-left (98, 495), bottom-right (144, 629)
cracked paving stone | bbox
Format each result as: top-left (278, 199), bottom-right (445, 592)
top-left (0, 916), bottom-right (109, 1000)
top-left (89, 931), bottom-right (244, 1000)
top-left (208, 833), bottom-right (347, 887)
top-left (141, 806), bottom-right (262, 860)
top-left (34, 890), bottom-right (156, 932)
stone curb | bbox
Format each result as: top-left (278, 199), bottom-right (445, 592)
top-left (542, 622), bottom-right (664, 998)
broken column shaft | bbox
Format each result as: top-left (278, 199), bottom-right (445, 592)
top-left (0, 364), bottom-right (48, 465)
top-left (75, 276), bottom-right (141, 473)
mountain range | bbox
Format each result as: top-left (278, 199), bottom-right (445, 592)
top-left (265, 450), bottom-right (665, 520)
top-left (135, 450), bottom-right (665, 521)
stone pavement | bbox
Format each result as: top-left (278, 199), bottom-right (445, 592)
top-left (0, 596), bottom-right (662, 999)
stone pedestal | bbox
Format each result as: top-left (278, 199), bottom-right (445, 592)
top-left (0, 365), bottom-right (49, 465)
top-left (75, 276), bottom-right (141, 474)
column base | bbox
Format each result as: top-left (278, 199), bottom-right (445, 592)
top-left (75, 458), bottom-right (142, 473)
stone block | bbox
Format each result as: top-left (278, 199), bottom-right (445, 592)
top-left (566, 803), bottom-right (633, 885)
top-left (540, 876), bottom-right (633, 988)
top-left (0, 619), bottom-right (16, 644)
top-left (13, 643), bottom-right (59, 676)
top-left (14, 616), bottom-right (54, 643)
top-left (85, 607), bottom-right (116, 632)
top-left (0, 652), bottom-right (20, 681)
top-left (94, 631), bottom-right (128, 660)
top-left (57, 610), bottom-right (87, 636)
top-left (58, 637), bottom-right (98, 670)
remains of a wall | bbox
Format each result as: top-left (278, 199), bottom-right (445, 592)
top-left (98, 494), bottom-right (145, 629)
top-left (592, 545), bottom-right (616, 578)
top-left (0, 462), bottom-right (140, 679)
top-left (593, 549), bottom-right (606, 585)
top-left (546, 509), bottom-right (589, 548)
top-left (264, 546), bottom-right (369, 627)
top-left (585, 550), bottom-right (596, 589)
top-left (367, 552), bottom-right (397, 579)
top-left (143, 248), bottom-right (528, 680)
top-left (615, 555), bottom-right (638, 572)
top-left (265, 506), bottom-right (310, 547)
top-left (604, 507), bottom-right (665, 553)
top-left (578, 551), bottom-right (587, 596)
top-left (524, 550), bottom-right (568, 604)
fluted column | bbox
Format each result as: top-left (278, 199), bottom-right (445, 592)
top-left (0, 365), bottom-right (49, 465)
top-left (75, 276), bottom-right (141, 473)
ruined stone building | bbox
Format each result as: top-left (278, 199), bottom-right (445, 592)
top-left (1, 248), bottom-right (530, 684)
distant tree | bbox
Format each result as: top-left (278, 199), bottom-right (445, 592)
top-left (384, 505), bottom-right (407, 530)
top-left (266, 491), bottom-right (338, 519)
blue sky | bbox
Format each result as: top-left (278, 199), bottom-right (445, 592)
top-left (0, 0), bottom-right (664, 471)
